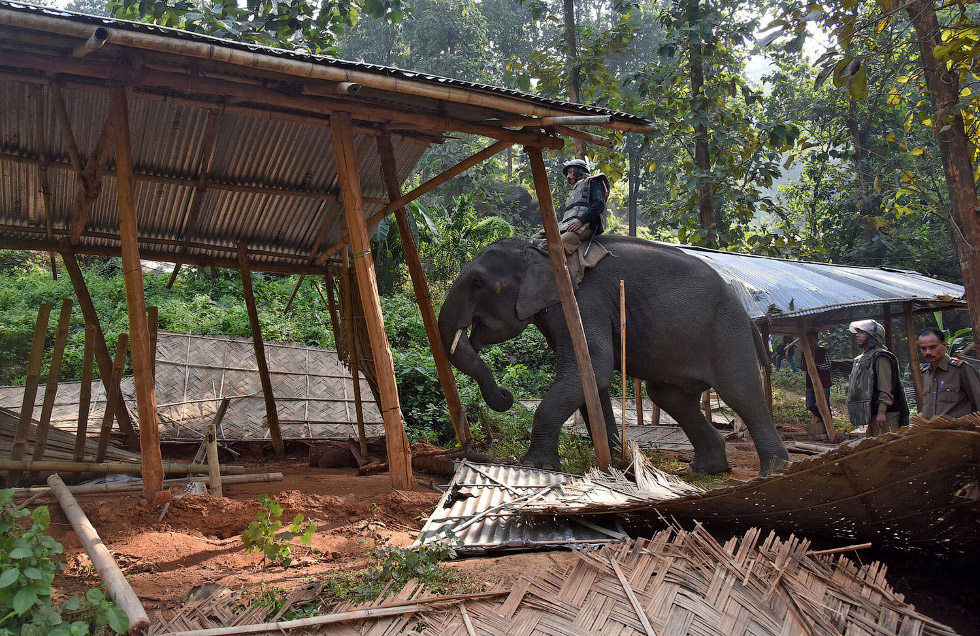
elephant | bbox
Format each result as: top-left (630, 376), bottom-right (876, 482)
top-left (437, 236), bottom-right (790, 475)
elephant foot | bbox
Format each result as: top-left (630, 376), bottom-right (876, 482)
top-left (758, 452), bottom-right (791, 476)
top-left (520, 451), bottom-right (561, 472)
top-left (688, 454), bottom-right (730, 475)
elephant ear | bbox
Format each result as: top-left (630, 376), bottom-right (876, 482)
top-left (515, 247), bottom-right (575, 320)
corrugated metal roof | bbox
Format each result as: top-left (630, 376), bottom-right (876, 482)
top-left (664, 243), bottom-right (967, 327)
top-left (415, 461), bottom-right (623, 554)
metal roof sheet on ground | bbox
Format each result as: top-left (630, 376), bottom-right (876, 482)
top-left (663, 242), bottom-right (967, 327)
top-left (415, 460), bottom-right (625, 553)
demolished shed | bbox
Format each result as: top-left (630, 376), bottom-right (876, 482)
top-left (0, 1), bottom-right (653, 496)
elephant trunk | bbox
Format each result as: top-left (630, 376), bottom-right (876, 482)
top-left (438, 295), bottom-right (514, 412)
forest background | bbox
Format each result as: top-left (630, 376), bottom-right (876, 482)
top-left (0, 0), bottom-right (976, 447)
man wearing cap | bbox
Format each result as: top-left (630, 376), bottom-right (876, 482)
top-left (917, 327), bottom-right (980, 418)
top-left (531, 158), bottom-right (610, 281)
top-left (846, 319), bottom-right (910, 436)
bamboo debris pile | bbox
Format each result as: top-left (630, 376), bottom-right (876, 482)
top-left (149, 523), bottom-right (957, 635)
top-left (0, 406), bottom-right (138, 465)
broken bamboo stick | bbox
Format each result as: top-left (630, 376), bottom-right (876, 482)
top-left (9, 303), bottom-right (52, 486)
top-left (14, 472), bottom-right (284, 498)
top-left (0, 460), bottom-right (245, 475)
top-left (47, 473), bottom-right (150, 634)
top-left (95, 333), bottom-right (128, 463)
top-left (74, 324), bottom-right (96, 462)
top-left (29, 298), bottom-right (74, 481)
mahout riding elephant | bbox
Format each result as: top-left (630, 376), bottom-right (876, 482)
top-left (437, 236), bottom-right (789, 475)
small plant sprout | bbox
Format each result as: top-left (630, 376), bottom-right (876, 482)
top-left (241, 494), bottom-right (317, 567)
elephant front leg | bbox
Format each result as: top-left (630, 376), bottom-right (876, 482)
top-left (522, 386), bottom-right (582, 471)
top-left (578, 388), bottom-right (621, 462)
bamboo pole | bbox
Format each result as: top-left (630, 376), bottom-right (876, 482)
top-left (376, 134), bottom-right (473, 447)
top-left (904, 302), bottom-right (925, 411)
top-left (17, 472), bottom-right (285, 498)
top-left (650, 402), bottom-right (661, 426)
top-left (883, 304), bottom-right (893, 351)
top-left (284, 274), bottom-right (305, 312)
top-left (67, 113), bottom-right (114, 244)
top-left (796, 320), bottom-right (835, 442)
top-left (332, 111), bottom-right (413, 489)
top-left (74, 324), bottom-right (96, 462)
top-left (238, 243), bottom-right (285, 456)
top-left (525, 147), bottom-right (610, 471)
top-left (29, 298), bottom-right (73, 481)
top-left (551, 125), bottom-right (613, 148)
top-left (8, 303), bottom-right (51, 486)
top-left (147, 306), bottom-right (158, 383)
top-left (620, 281), bottom-right (626, 465)
top-left (206, 420), bottom-right (221, 497)
top-left (759, 321), bottom-right (773, 416)
top-left (61, 244), bottom-right (140, 450)
top-left (46, 473), bottom-right (150, 634)
top-left (0, 460), bottom-right (246, 475)
top-left (96, 333), bottom-right (128, 463)
top-left (496, 115), bottom-right (616, 127)
top-left (342, 254), bottom-right (369, 457)
top-left (634, 380), bottom-right (643, 427)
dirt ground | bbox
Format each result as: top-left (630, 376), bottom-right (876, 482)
top-left (41, 441), bottom-right (977, 634)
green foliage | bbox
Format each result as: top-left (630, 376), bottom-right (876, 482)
top-left (0, 490), bottom-right (126, 636)
top-left (933, 312), bottom-right (974, 357)
top-left (325, 536), bottom-right (468, 603)
top-left (475, 401), bottom-right (595, 474)
top-left (241, 495), bottom-right (317, 567)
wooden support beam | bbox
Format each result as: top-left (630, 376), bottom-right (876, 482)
top-left (28, 298), bottom-right (73, 481)
top-left (238, 243), bottom-right (285, 456)
top-left (0, 459), bottom-right (244, 475)
top-left (883, 304), bottom-right (893, 351)
top-left (552, 124), bottom-right (613, 148)
top-left (60, 247), bottom-right (140, 450)
top-left (634, 380), bottom-right (643, 427)
top-left (206, 419), bottom-right (222, 497)
top-left (701, 391), bottom-right (712, 424)
top-left (48, 76), bottom-right (82, 173)
top-left (32, 86), bottom-right (58, 278)
top-left (525, 147), bottom-right (611, 471)
top-left (8, 304), bottom-right (51, 487)
top-left (110, 84), bottom-right (165, 503)
top-left (376, 134), bottom-right (473, 448)
top-left (331, 111), bottom-right (413, 489)
top-left (68, 113), bottom-right (114, 244)
top-left (148, 305), bottom-right (158, 382)
top-left (759, 321), bottom-right (773, 416)
top-left (342, 254), bottom-right (369, 458)
top-left (95, 333), bottom-right (127, 463)
top-left (650, 402), bottom-right (661, 426)
top-left (796, 320), bottom-right (835, 442)
top-left (904, 302), bottom-right (925, 411)
top-left (284, 274), bottom-right (306, 313)
top-left (166, 262), bottom-right (182, 288)
top-left (73, 324), bottom-right (95, 462)
top-left (317, 139), bottom-right (512, 266)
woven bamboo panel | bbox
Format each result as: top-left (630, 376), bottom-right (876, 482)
top-left (0, 332), bottom-right (383, 442)
top-left (149, 525), bottom-right (958, 635)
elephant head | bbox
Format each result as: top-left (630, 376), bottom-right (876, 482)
top-left (438, 239), bottom-right (561, 412)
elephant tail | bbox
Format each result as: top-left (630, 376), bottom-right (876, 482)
top-left (751, 320), bottom-right (769, 370)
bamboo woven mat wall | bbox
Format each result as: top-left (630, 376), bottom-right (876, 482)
top-left (0, 332), bottom-right (383, 442)
top-left (149, 524), bottom-right (958, 635)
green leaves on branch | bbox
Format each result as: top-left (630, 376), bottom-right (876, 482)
top-left (241, 494), bottom-right (317, 567)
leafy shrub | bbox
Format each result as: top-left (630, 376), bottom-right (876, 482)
top-left (241, 495), bottom-right (317, 567)
top-left (0, 489), bottom-right (126, 636)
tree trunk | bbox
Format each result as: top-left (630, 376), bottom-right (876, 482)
top-left (907, 0), bottom-right (980, 338)
top-left (628, 146), bottom-right (639, 236)
top-left (687, 0), bottom-right (715, 245)
top-left (847, 99), bottom-right (881, 265)
top-left (563, 0), bottom-right (586, 158)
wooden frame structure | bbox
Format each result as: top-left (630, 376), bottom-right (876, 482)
top-left (0, 2), bottom-right (652, 496)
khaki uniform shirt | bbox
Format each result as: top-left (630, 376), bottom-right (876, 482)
top-left (920, 355), bottom-right (980, 419)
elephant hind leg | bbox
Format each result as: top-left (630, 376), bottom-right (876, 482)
top-left (647, 382), bottom-right (729, 474)
top-left (711, 377), bottom-right (790, 476)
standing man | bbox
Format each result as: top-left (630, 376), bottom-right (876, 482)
top-left (846, 319), bottom-right (910, 436)
top-left (803, 330), bottom-right (832, 431)
top-left (917, 327), bottom-right (980, 418)
top-left (532, 158), bottom-right (610, 282)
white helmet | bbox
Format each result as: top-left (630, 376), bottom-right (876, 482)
top-left (848, 319), bottom-right (885, 342)
top-left (562, 158), bottom-right (590, 177)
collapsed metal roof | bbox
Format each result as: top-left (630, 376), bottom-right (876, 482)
top-left (0, 1), bottom-right (651, 273)
top-left (665, 242), bottom-right (967, 328)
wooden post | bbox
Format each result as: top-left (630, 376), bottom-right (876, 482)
top-left (206, 420), bottom-right (222, 497)
top-left (525, 147), bottom-right (611, 471)
top-left (650, 402), bottom-right (661, 426)
top-left (148, 305), bottom-right (158, 382)
top-left (634, 380), bottom-right (643, 426)
top-left (28, 298), bottom-right (73, 481)
top-left (95, 333), bottom-right (128, 463)
top-left (342, 253), bottom-right (369, 457)
top-left (796, 320), bottom-right (835, 442)
top-left (376, 134), bottom-right (473, 448)
top-left (701, 391), bottom-right (712, 424)
top-left (109, 84), bottom-right (165, 503)
top-left (332, 112), bottom-right (413, 489)
top-left (620, 281), bottom-right (626, 465)
top-left (238, 243), bottom-right (285, 456)
top-left (74, 324), bottom-right (96, 462)
top-left (883, 304), bottom-right (893, 351)
top-left (759, 321), bottom-right (773, 416)
top-left (59, 248), bottom-right (140, 450)
top-left (8, 304), bottom-right (51, 486)
top-left (904, 302), bottom-right (925, 410)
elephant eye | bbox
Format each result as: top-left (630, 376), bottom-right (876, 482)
top-left (472, 278), bottom-right (485, 289)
